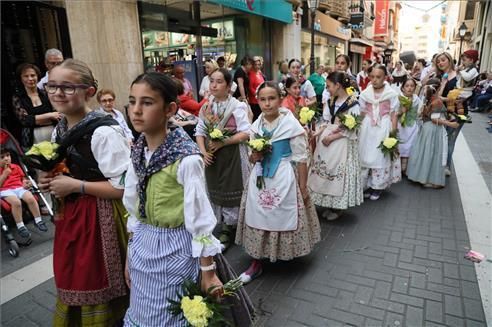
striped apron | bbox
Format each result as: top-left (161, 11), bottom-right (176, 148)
top-left (124, 224), bottom-right (199, 326)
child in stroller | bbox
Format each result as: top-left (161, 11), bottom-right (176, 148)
top-left (1, 147), bottom-right (48, 238)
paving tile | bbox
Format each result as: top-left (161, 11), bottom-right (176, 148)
top-left (405, 306), bottom-right (424, 327)
top-left (425, 300), bottom-right (444, 323)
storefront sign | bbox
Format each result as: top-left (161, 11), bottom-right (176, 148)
top-left (349, 13), bottom-right (364, 29)
top-left (374, 0), bottom-right (389, 36)
top-left (208, 0), bottom-right (292, 24)
top-left (317, 13), bottom-right (351, 41)
top-left (350, 43), bottom-right (366, 54)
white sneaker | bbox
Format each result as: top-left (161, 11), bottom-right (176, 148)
top-left (369, 191), bottom-right (382, 201)
top-left (323, 210), bottom-right (341, 221)
top-left (444, 167), bottom-right (451, 176)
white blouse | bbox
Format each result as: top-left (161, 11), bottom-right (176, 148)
top-left (51, 125), bottom-right (130, 189)
top-left (195, 98), bottom-right (251, 137)
top-left (124, 154), bottom-right (222, 258)
top-left (199, 75), bottom-right (210, 97)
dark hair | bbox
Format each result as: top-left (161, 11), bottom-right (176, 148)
top-left (211, 68), bottom-right (232, 86)
top-left (288, 58), bottom-right (301, 68)
top-left (240, 55), bottom-right (254, 66)
top-left (417, 58), bottom-right (427, 67)
top-left (401, 77), bottom-right (417, 92)
top-left (0, 147), bottom-right (10, 156)
top-left (327, 71), bottom-right (351, 88)
top-left (257, 81), bottom-right (282, 98)
top-left (335, 54), bottom-right (351, 66)
top-left (422, 78), bottom-right (441, 118)
top-left (363, 59), bottom-right (372, 65)
top-left (173, 78), bottom-right (185, 96)
top-left (368, 64), bottom-right (388, 76)
top-left (217, 56), bottom-right (225, 62)
top-left (131, 72), bottom-right (178, 106)
top-left (16, 63), bottom-right (41, 81)
top-left (284, 77), bottom-right (299, 89)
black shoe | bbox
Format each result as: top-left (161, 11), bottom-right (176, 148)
top-left (18, 226), bottom-right (31, 238)
top-left (35, 220), bottom-right (48, 232)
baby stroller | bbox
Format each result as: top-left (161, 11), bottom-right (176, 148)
top-left (0, 128), bottom-right (54, 257)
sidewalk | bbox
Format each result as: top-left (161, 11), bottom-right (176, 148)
top-left (2, 118), bottom-right (491, 326)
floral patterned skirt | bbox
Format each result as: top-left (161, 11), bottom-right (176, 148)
top-left (361, 157), bottom-right (402, 190)
top-left (235, 174), bottom-right (321, 262)
top-left (310, 141), bottom-right (364, 210)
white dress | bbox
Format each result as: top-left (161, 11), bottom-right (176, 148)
top-left (358, 83), bottom-right (402, 190)
top-left (398, 94), bottom-right (422, 157)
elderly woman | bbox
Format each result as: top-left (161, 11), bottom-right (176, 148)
top-left (12, 63), bottom-right (61, 150)
top-left (199, 59), bottom-right (219, 98)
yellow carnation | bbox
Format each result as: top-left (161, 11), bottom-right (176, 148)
top-left (346, 87), bottom-right (355, 96)
top-left (209, 128), bottom-right (223, 139)
top-left (181, 296), bottom-right (212, 327)
top-left (343, 114), bottom-right (356, 129)
top-left (457, 114), bottom-right (467, 121)
top-left (299, 107), bottom-right (315, 125)
top-left (25, 141), bottom-right (59, 160)
top-left (383, 137), bottom-right (398, 149)
top-left (248, 139), bottom-right (266, 151)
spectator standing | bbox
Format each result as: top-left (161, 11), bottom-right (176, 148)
top-left (248, 56), bottom-right (266, 121)
top-left (37, 48), bottom-right (64, 89)
top-left (173, 65), bottom-right (193, 97)
top-left (96, 89), bottom-right (134, 144)
top-left (233, 56), bottom-right (254, 102)
top-left (308, 64), bottom-right (326, 106)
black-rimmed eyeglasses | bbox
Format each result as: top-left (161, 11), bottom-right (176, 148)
top-left (44, 83), bottom-right (89, 95)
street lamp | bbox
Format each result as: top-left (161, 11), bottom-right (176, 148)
top-left (307, 0), bottom-right (320, 75)
top-left (458, 22), bottom-right (468, 65)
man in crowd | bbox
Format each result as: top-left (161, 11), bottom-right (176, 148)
top-left (37, 48), bottom-right (64, 89)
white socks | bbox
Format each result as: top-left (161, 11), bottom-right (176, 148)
top-left (34, 217), bottom-right (43, 224)
top-left (16, 222), bottom-right (25, 229)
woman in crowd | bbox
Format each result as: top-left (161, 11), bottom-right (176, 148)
top-left (96, 88), bottom-right (134, 144)
top-left (358, 64), bottom-right (401, 201)
top-left (397, 78), bottom-right (422, 174)
top-left (199, 59), bottom-right (218, 98)
top-left (236, 81), bottom-right (320, 283)
top-left (322, 55), bottom-right (359, 106)
top-left (309, 72), bottom-right (363, 221)
top-left (196, 68), bottom-right (251, 250)
top-left (356, 59), bottom-right (372, 91)
top-left (233, 55), bottom-right (254, 102)
top-left (287, 59), bottom-right (317, 106)
top-left (277, 61), bottom-right (289, 82)
top-left (39, 59), bottom-right (130, 326)
top-left (248, 56), bottom-right (266, 121)
top-left (407, 79), bottom-right (458, 188)
top-left (12, 63), bottom-right (61, 150)
top-left (391, 60), bottom-right (408, 88)
top-left (435, 52), bottom-right (459, 176)
top-left (308, 64), bottom-right (327, 106)
top-left (123, 72), bottom-right (223, 326)
top-left (281, 77), bottom-right (306, 116)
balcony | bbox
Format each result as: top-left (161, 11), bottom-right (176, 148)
top-left (319, 0), bottom-right (350, 23)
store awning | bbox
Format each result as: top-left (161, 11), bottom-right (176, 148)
top-left (349, 38), bottom-right (373, 47)
top-left (207, 0), bottom-right (293, 24)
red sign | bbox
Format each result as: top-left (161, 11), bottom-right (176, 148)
top-left (374, 0), bottom-right (389, 36)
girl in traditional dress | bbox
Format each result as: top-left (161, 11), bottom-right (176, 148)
top-left (287, 59), bottom-right (317, 106)
top-left (407, 79), bottom-right (459, 188)
top-left (358, 64), bottom-right (402, 201)
top-left (236, 81), bottom-right (321, 283)
top-left (38, 59), bottom-right (130, 326)
top-left (196, 68), bottom-right (251, 250)
top-left (308, 72), bottom-right (363, 221)
top-left (397, 78), bottom-right (422, 174)
top-left (281, 77), bottom-right (306, 115)
top-left (123, 72), bottom-right (223, 326)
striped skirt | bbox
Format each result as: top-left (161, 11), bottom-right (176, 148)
top-left (124, 224), bottom-right (199, 327)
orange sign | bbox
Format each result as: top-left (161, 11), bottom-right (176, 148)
top-left (374, 0), bottom-right (389, 36)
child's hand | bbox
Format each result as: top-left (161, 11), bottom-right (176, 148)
top-left (208, 140), bottom-right (224, 153)
top-left (2, 166), bottom-right (11, 176)
top-left (49, 175), bottom-right (79, 198)
top-left (202, 151), bottom-right (214, 167)
top-left (201, 271), bottom-right (223, 298)
top-left (322, 135), bottom-right (333, 146)
top-left (23, 179), bottom-right (32, 189)
top-left (250, 151), bottom-right (263, 163)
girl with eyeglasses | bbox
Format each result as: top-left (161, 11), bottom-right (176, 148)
top-left (39, 59), bottom-right (131, 326)
top-left (12, 63), bottom-right (61, 150)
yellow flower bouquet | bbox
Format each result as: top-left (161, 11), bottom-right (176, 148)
top-left (338, 113), bottom-right (362, 131)
top-left (168, 277), bottom-right (244, 326)
top-left (298, 106), bottom-right (316, 125)
top-left (377, 131), bottom-right (400, 161)
top-left (247, 135), bottom-right (272, 189)
top-left (25, 141), bottom-right (69, 220)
